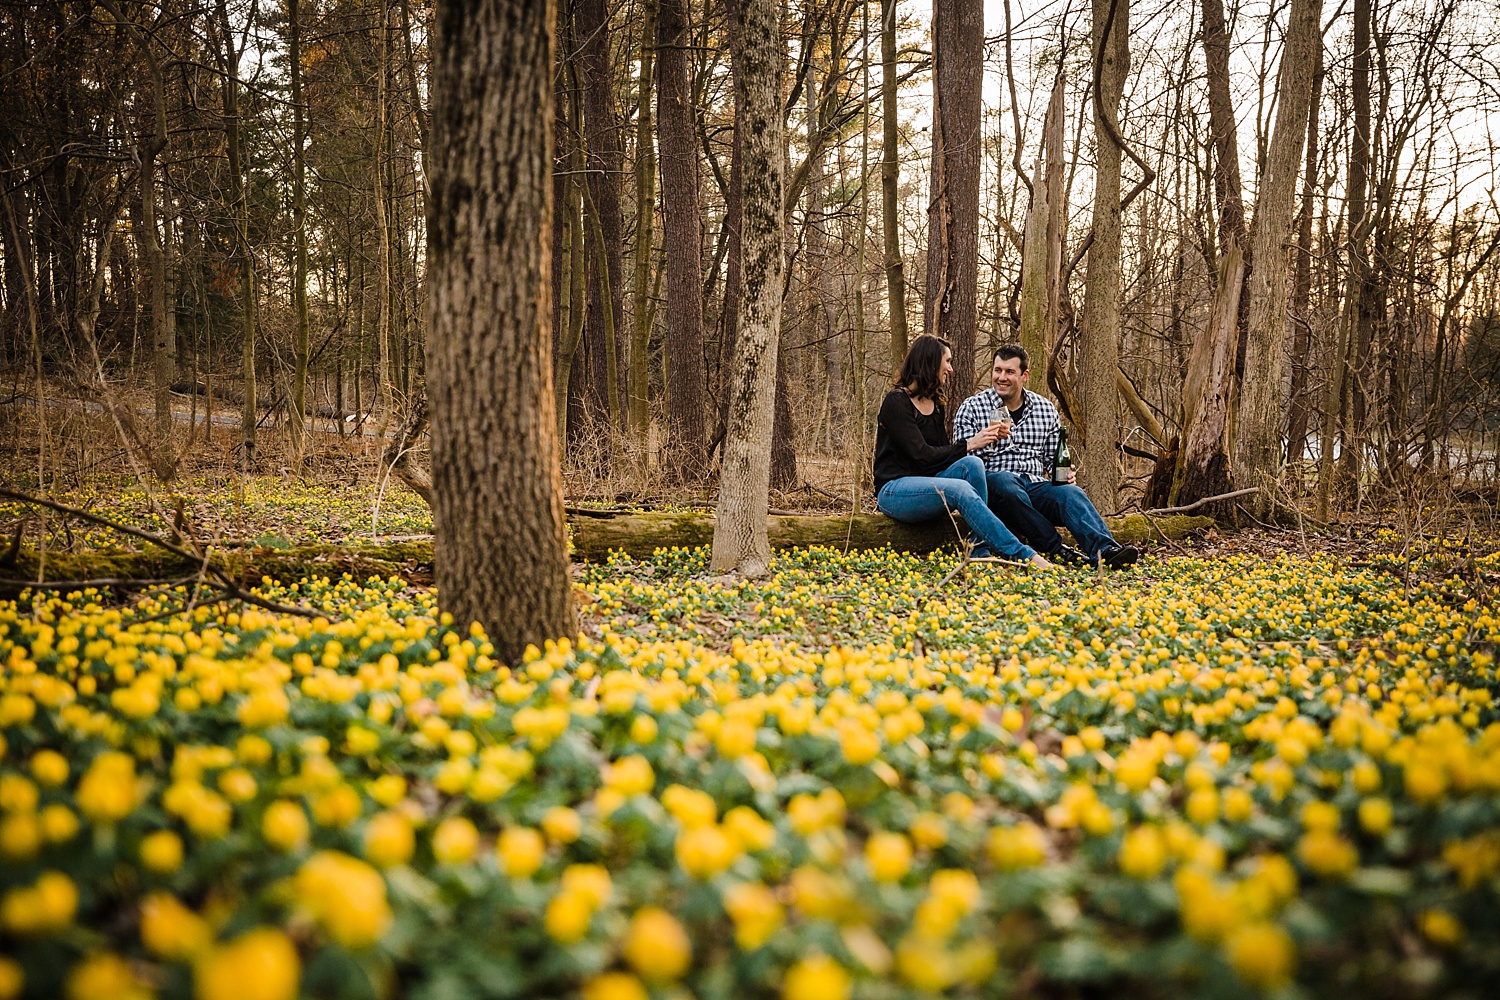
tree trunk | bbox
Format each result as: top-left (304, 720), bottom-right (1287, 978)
top-left (290, 0), bottom-right (311, 470)
top-left (1018, 75), bottom-right (1064, 394)
top-left (427, 0), bottom-right (577, 661)
top-left (1236, 0), bottom-right (1323, 500)
top-left (555, 60), bottom-right (588, 446)
top-left (1285, 42), bottom-right (1323, 466)
top-left (627, 0), bottom-right (658, 446)
top-left (711, 0), bottom-right (785, 576)
top-left (880, 0), bottom-right (907, 369)
top-left (373, 0), bottom-right (396, 448)
top-left (1340, 0), bottom-right (1373, 490)
top-left (1172, 242), bottom-right (1243, 506)
top-left (923, 0), bottom-right (983, 397)
top-left (577, 0), bottom-right (626, 430)
top-left (1078, 0), bottom-right (1128, 511)
top-left (216, 0), bottom-right (257, 469)
top-left (656, 0), bottom-right (707, 480)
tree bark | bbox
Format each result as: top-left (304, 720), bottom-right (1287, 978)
top-left (215, 0), bottom-right (257, 469)
top-left (1078, 0), bottom-right (1128, 511)
top-left (1018, 75), bottom-right (1064, 393)
top-left (427, 0), bottom-right (577, 660)
top-left (880, 0), bottom-right (907, 369)
top-left (290, 0), bottom-right (311, 470)
top-left (577, 0), bottom-right (626, 430)
top-left (1172, 242), bottom-right (1243, 506)
top-left (656, 0), bottom-right (707, 480)
top-left (711, 0), bottom-right (784, 576)
top-left (1237, 0), bottom-right (1323, 498)
top-left (1340, 0), bottom-right (1372, 489)
top-left (1285, 42), bottom-right (1323, 466)
top-left (627, 0), bottom-right (658, 446)
top-left (924, 0), bottom-right (983, 397)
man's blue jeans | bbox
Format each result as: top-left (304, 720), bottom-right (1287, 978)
top-left (986, 470), bottom-right (1117, 557)
top-left (876, 456), bottom-right (1036, 561)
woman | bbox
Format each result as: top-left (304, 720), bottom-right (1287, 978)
top-left (874, 336), bottom-right (1051, 568)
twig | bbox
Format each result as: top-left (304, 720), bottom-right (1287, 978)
top-left (1145, 487), bottom-right (1259, 515)
top-left (0, 486), bottom-right (333, 620)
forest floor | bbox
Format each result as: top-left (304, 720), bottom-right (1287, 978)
top-left (2, 475), bottom-right (1499, 999)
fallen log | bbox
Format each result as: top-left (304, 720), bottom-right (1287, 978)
top-left (564, 511), bottom-right (1215, 562)
top-left (1, 511), bottom-right (1214, 595)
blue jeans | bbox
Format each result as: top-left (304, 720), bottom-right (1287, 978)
top-left (986, 470), bottom-right (1117, 557)
top-left (877, 456), bottom-right (1036, 561)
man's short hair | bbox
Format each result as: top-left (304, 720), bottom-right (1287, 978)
top-left (994, 343), bottom-right (1029, 373)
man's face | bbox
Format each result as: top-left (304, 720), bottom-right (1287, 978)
top-left (992, 356), bottom-right (1028, 401)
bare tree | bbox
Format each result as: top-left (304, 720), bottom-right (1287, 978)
top-left (711, 0), bottom-right (784, 575)
top-left (427, 0), bottom-right (577, 659)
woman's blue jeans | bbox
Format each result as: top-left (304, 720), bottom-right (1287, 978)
top-left (876, 456), bottom-right (1036, 561)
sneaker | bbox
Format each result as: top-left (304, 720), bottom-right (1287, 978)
top-left (1099, 544), bottom-right (1140, 569)
top-left (1049, 544), bottom-right (1092, 568)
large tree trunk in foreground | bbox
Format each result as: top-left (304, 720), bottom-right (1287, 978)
top-left (1236, 0), bottom-right (1323, 501)
top-left (656, 0), bottom-right (707, 480)
top-left (1078, 0), bottom-right (1128, 511)
top-left (924, 0), bottom-right (983, 396)
top-left (428, 0), bottom-right (576, 660)
top-left (711, 0), bottom-right (784, 576)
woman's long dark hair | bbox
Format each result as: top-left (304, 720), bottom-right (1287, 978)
top-left (894, 335), bottom-right (951, 407)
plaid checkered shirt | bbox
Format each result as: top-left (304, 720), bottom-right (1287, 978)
top-left (952, 387), bottom-right (1062, 482)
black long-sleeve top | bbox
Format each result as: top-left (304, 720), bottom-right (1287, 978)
top-left (873, 389), bottom-right (970, 490)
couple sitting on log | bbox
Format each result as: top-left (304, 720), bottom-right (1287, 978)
top-left (874, 336), bottom-right (1140, 571)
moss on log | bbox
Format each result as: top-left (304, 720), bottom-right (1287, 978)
top-left (1, 513), bottom-right (1214, 593)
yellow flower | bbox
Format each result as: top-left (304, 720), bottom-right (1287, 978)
top-left (295, 851), bottom-right (392, 949)
top-left (838, 721), bottom-right (880, 765)
top-left (541, 806), bottom-right (582, 844)
top-left (1119, 826), bottom-right (1168, 879)
top-left (66, 952), bottom-right (152, 1000)
top-left (0, 812), bottom-right (40, 860)
top-left (0, 956), bottom-right (22, 1000)
top-left (368, 774), bottom-right (407, 808)
top-left (30, 750), bottom-right (69, 787)
top-left (910, 812), bottom-right (948, 849)
top-left (1225, 922), bottom-right (1296, 989)
top-left (363, 811), bottom-right (415, 868)
top-left (986, 822), bottom-right (1047, 871)
top-left (723, 805), bottom-right (776, 852)
top-left (193, 927), bottom-right (301, 1000)
top-left (1300, 800), bottom-right (1340, 833)
top-left (561, 863), bottom-right (614, 907)
top-left (581, 972), bottom-right (649, 1000)
top-left (629, 714), bottom-right (658, 744)
top-left (140, 830), bottom-right (185, 874)
top-left (624, 906), bottom-right (692, 982)
top-left (1184, 787), bottom-right (1219, 826)
top-left (140, 892), bottom-right (213, 960)
top-left (1357, 797), bottom-right (1392, 836)
top-left (1296, 830), bottom-right (1357, 879)
top-left (1222, 786), bottom-right (1255, 823)
top-left (604, 755), bottom-right (655, 796)
top-left (262, 800), bottom-right (310, 852)
top-left (1419, 908), bottom-right (1464, 948)
top-left (1, 870), bottom-right (77, 936)
top-left (716, 717), bottom-right (757, 758)
top-left (783, 954), bottom-right (851, 1000)
top-left (676, 823), bottom-right (738, 878)
top-left (865, 831), bottom-right (913, 883)
top-left (432, 816), bottom-right (480, 864)
top-left (662, 784), bottom-right (718, 828)
top-left (724, 881), bottom-right (783, 949)
top-left (497, 826), bottom-right (546, 878)
top-left (77, 752), bottom-right (139, 824)
top-left (896, 934), bottom-right (957, 992)
top-left (544, 888), bottom-right (594, 943)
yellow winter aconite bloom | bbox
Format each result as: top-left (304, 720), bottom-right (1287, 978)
top-left (497, 826), bottom-right (546, 878)
top-left (624, 907), bottom-right (691, 982)
top-left (2, 870), bottom-right (77, 936)
top-left (986, 822), bottom-right (1047, 870)
top-left (865, 831), bottom-right (913, 882)
top-left (294, 851), bottom-right (393, 949)
top-left (363, 811), bottom-right (415, 868)
top-left (1226, 922), bottom-right (1296, 989)
top-left (432, 816), bottom-right (480, 865)
top-left (1120, 825), bottom-right (1168, 879)
top-left (581, 972), bottom-right (649, 1000)
top-left (139, 892), bottom-right (212, 961)
top-left (262, 800), bottom-right (310, 852)
top-left (140, 830), bottom-right (185, 874)
top-left (783, 954), bottom-right (852, 1000)
top-left (724, 881), bottom-right (783, 948)
top-left (76, 752), bottom-right (139, 824)
top-left (1419, 908), bottom-right (1465, 947)
top-left (541, 806), bottom-right (582, 844)
top-left (65, 952), bottom-right (153, 1000)
top-left (193, 927), bottom-right (301, 1000)
top-left (0, 957), bottom-right (21, 1000)
top-left (545, 888), bottom-right (595, 943)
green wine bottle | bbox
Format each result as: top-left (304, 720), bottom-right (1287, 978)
top-left (1052, 427), bottom-right (1071, 485)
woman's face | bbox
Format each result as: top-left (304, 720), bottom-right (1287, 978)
top-left (939, 349), bottom-right (954, 384)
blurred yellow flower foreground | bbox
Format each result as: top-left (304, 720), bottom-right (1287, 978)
top-left (1, 540), bottom-right (1498, 1000)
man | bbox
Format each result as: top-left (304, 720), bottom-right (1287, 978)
top-left (953, 344), bottom-right (1139, 569)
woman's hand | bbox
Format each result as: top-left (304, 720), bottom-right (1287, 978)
top-left (966, 424), bottom-right (1000, 451)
